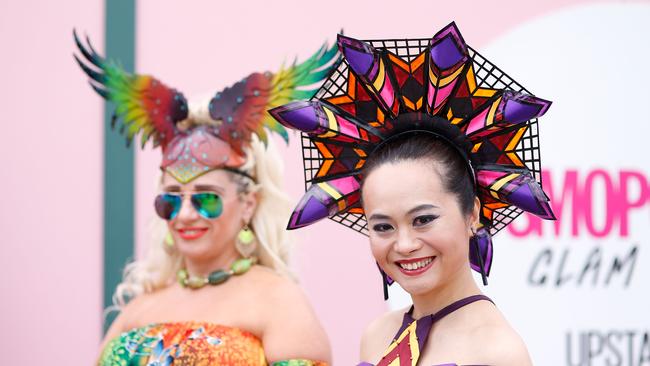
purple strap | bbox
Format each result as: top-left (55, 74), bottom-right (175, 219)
top-left (357, 295), bottom-right (494, 366)
top-left (394, 295), bottom-right (494, 353)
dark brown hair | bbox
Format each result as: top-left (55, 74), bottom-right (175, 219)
top-left (362, 132), bottom-right (476, 216)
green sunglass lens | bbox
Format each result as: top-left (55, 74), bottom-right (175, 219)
top-left (192, 193), bottom-right (223, 219)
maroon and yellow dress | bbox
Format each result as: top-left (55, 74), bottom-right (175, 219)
top-left (359, 295), bottom-right (493, 366)
top-left (99, 321), bottom-right (324, 366)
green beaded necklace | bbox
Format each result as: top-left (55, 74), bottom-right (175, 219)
top-left (177, 257), bottom-right (257, 289)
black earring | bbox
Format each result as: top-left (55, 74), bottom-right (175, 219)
top-left (471, 231), bottom-right (488, 286)
top-left (377, 262), bottom-right (394, 301)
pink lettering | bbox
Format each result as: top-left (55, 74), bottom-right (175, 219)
top-left (507, 169), bottom-right (650, 238)
top-left (618, 171), bottom-right (649, 236)
top-left (584, 170), bottom-right (617, 237)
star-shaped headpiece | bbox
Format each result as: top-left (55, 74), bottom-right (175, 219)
top-left (270, 22), bottom-right (556, 281)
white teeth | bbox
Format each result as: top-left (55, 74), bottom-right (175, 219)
top-left (399, 257), bottom-right (433, 271)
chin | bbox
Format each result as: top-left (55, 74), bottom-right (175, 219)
top-left (391, 270), bottom-right (443, 296)
top-left (175, 240), bottom-right (215, 260)
top-left (399, 279), bottom-right (440, 296)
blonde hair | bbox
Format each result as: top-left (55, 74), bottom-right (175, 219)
top-left (110, 133), bottom-right (294, 309)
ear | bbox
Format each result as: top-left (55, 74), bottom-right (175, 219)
top-left (468, 196), bottom-right (481, 235)
top-left (240, 189), bottom-right (259, 224)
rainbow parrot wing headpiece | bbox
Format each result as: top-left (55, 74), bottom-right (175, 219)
top-left (207, 43), bottom-right (340, 156)
top-left (74, 30), bottom-right (186, 150)
top-left (75, 30), bottom-right (340, 183)
top-left (270, 22), bottom-right (555, 282)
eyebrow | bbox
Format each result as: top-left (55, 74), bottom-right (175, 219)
top-left (368, 204), bottom-right (438, 221)
top-left (368, 213), bottom-right (391, 221)
top-left (194, 184), bottom-right (224, 193)
top-left (162, 184), bottom-right (225, 193)
top-left (407, 204), bottom-right (438, 215)
top-left (163, 185), bottom-right (181, 192)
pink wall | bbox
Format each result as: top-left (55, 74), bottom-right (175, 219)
top-left (0, 0), bottom-right (103, 364)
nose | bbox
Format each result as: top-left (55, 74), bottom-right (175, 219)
top-left (393, 228), bottom-right (422, 255)
top-left (175, 194), bottom-right (200, 222)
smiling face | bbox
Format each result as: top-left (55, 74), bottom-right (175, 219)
top-left (362, 159), bottom-right (479, 296)
top-left (161, 169), bottom-right (257, 265)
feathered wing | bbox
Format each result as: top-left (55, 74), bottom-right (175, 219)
top-left (73, 30), bottom-right (187, 149)
top-left (208, 42), bottom-right (341, 155)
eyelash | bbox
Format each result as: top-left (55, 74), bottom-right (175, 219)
top-left (413, 215), bottom-right (438, 227)
top-left (372, 223), bottom-right (394, 233)
top-left (371, 215), bottom-right (439, 233)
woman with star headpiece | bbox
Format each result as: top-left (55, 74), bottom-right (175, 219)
top-left (270, 22), bottom-right (556, 365)
top-left (74, 30), bottom-right (337, 365)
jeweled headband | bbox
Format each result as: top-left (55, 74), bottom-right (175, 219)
top-left (270, 22), bottom-right (556, 286)
top-left (74, 30), bottom-right (340, 183)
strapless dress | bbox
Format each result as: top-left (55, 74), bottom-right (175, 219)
top-left (99, 321), bottom-right (325, 366)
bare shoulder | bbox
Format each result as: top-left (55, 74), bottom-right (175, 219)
top-left (119, 288), bottom-right (169, 327)
top-left (98, 289), bottom-right (163, 355)
top-left (466, 307), bottom-right (532, 366)
top-left (251, 266), bottom-right (332, 363)
top-left (360, 308), bottom-right (408, 363)
top-left (247, 265), bottom-right (296, 289)
top-left (248, 266), bottom-right (316, 322)
top-left (245, 266), bottom-right (310, 306)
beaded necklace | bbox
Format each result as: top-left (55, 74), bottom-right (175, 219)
top-left (177, 257), bottom-right (257, 289)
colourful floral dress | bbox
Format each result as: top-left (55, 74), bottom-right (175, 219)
top-left (99, 322), bottom-right (324, 366)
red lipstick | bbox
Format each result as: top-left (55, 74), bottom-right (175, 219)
top-left (177, 227), bottom-right (208, 240)
top-left (395, 256), bottom-right (436, 277)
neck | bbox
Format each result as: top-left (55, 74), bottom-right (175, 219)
top-left (409, 264), bottom-right (481, 319)
top-left (183, 244), bottom-right (240, 278)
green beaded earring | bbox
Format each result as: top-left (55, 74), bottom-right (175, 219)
top-left (236, 224), bottom-right (257, 258)
top-left (164, 231), bottom-right (175, 248)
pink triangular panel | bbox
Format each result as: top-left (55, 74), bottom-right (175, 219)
top-left (477, 169), bottom-right (509, 187)
top-left (465, 107), bottom-right (489, 135)
top-left (336, 115), bottom-right (360, 139)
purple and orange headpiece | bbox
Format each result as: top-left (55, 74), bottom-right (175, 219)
top-left (74, 30), bottom-right (339, 183)
top-left (270, 22), bottom-right (556, 288)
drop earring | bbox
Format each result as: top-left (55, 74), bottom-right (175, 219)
top-left (377, 263), bottom-right (394, 301)
top-left (469, 227), bottom-right (493, 286)
top-left (236, 224), bottom-right (257, 258)
top-left (163, 231), bottom-right (175, 254)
